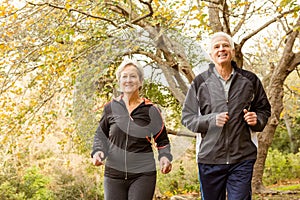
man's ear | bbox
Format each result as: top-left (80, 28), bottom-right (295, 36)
top-left (232, 49), bottom-right (236, 58)
top-left (209, 53), bottom-right (213, 61)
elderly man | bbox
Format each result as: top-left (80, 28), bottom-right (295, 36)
top-left (181, 32), bottom-right (271, 200)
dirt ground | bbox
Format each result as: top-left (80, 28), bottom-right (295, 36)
top-left (160, 181), bottom-right (300, 200)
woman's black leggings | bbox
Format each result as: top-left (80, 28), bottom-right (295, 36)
top-left (104, 174), bottom-right (156, 200)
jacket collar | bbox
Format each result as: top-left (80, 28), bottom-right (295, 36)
top-left (113, 95), bottom-right (153, 106)
top-left (209, 60), bottom-right (239, 71)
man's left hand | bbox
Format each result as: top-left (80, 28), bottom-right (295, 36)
top-left (243, 109), bottom-right (257, 126)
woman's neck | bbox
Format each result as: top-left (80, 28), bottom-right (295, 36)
top-left (123, 92), bottom-right (141, 104)
top-left (122, 92), bottom-right (143, 113)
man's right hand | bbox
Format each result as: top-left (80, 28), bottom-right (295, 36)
top-left (92, 151), bottom-right (104, 166)
top-left (216, 112), bottom-right (229, 127)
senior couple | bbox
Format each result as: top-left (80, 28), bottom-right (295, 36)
top-left (90, 32), bottom-right (271, 200)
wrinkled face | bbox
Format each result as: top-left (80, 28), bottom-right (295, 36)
top-left (119, 64), bottom-right (142, 94)
top-left (210, 36), bottom-right (235, 66)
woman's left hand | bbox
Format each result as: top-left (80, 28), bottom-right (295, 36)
top-left (159, 156), bottom-right (172, 174)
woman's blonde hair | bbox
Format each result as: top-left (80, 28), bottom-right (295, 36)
top-left (116, 57), bottom-right (144, 90)
top-left (116, 57), bottom-right (144, 83)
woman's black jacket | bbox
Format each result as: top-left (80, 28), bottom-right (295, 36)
top-left (92, 96), bottom-right (172, 179)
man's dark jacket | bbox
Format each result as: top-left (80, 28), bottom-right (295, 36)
top-left (182, 61), bottom-right (271, 164)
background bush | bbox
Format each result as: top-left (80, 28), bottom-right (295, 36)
top-left (1, 124), bottom-right (300, 199)
top-left (263, 149), bottom-right (300, 185)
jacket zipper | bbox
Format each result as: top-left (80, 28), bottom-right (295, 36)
top-left (124, 116), bottom-right (133, 180)
top-left (225, 123), bottom-right (230, 164)
top-left (225, 77), bottom-right (232, 164)
top-left (225, 97), bottom-right (230, 164)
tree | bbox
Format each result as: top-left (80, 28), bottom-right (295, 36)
top-left (256, 18), bottom-right (300, 191)
top-left (195, 0), bottom-right (300, 192)
top-left (1, 0), bottom-right (209, 168)
top-left (1, 0), bottom-right (299, 194)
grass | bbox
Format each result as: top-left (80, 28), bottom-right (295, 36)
top-left (252, 181), bottom-right (300, 200)
top-left (270, 183), bottom-right (300, 191)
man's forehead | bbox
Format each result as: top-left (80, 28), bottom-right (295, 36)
top-left (212, 36), bottom-right (230, 44)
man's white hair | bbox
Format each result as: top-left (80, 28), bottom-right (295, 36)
top-left (208, 32), bottom-right (235, 53)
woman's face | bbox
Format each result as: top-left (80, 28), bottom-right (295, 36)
top-left (119, 64), bottom-right (142, 94)
top-left (209, 36), bottom-right (235, 66)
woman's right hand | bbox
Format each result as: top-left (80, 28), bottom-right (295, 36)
top-left (159, 156), bottom-right (172, 174)
top-left (92, 151), bottom-right (104, 166)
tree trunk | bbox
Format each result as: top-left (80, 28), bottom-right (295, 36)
top-left (253, 90), bottom-right (283, 192)
top-left (208, 1), bottom-right (223, 32)
top-left (284, 114), bottom-right (295, 153)
top-left (252, 17), bottom-right (300, 193)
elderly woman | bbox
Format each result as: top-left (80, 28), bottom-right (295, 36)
top-left (91, 57), bottom-right (172, 200)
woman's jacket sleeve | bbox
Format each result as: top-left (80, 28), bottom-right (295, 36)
top-left (152, 106), bottom-right (173, 162)
top-left (91, 110), bottom-right (109, 158)
top-left (155, 125), bottom-right (173, 162)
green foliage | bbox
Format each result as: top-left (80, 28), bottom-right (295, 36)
top-left (0, 181), bottom-right (25, 200)
top-left (0, 166), bottom-right (54, 200)
top-left (142, 81), bottom-right (182, 130)
top-left (21, 167), bottom-right (54, 200)
top-left (157, 158), bottom-right (199, 197)
top-left (52, 167), bottom-right (104, 200)
top-left (271, 117), bottom-right (300, 154)
top-left (0, 153), bottom-right (105, 200)
top-left (271, 183), bottom-right (300, 191)
top-left (271, 121), bottom-right (293, 153)
top-left (263, 149), bottom-right (300, 185)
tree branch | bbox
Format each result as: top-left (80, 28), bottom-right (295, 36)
top-left (104, 0), bottom-right (153, 25)
top-left (240, 9), bottom-right (297, 45)
top-left (221, 0), bottom-right (231, 34)
top-left (131, 0), bottom-right (153, 24)
top-left (27, 1), bottom-right (120, 28)
top-left (291, 52), bottom-right (300, 68)
top-left (167, 128), bottom-right (195, 138)
top-left (232, 1), bottom-right (251, 35)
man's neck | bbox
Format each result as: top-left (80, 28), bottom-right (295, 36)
top-left (215, 64), bottom-right (233, 81)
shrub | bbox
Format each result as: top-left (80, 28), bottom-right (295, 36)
top-left (271, 117), bottom-right (300, 154)
top-left (0, 181), bottom-right (25, 200)
top-left (263, 149), bottom-right (300, 185)
top-left (156, 159), bottom-right (199, 197)
top-left (21, 167), bottom-right (55, 200)
top-left (52, 169), bottom-right (104, 200)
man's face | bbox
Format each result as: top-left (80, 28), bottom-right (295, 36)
top-left (210, 36), bottom-right (235, 66)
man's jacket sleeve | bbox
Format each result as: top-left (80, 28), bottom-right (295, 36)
top-left (181, 82), bottom-right (216, 133)
top-left (249, 77), bottom-right (271, 132)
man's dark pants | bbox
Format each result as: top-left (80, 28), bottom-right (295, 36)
top-left (198, 159), bottom-right (256, 200)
